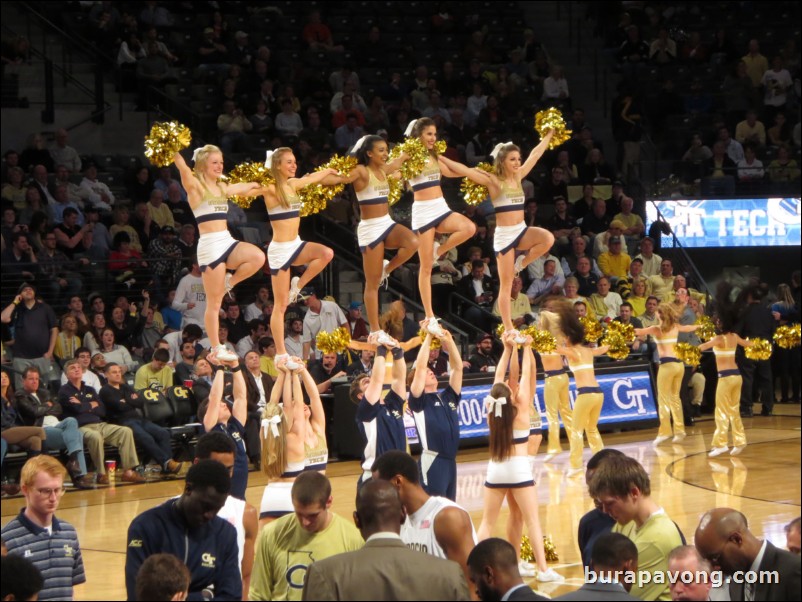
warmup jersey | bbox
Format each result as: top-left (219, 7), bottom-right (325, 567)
top-left (408, 385), bottom-right (461, 458)
top-left (356, 388), bottom-right (407, 473)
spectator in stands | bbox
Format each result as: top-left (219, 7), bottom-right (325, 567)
top-left (593, 220), bottom-right (627, 259)
top-left (588, 277), bottom-right (623, 321)
top-left (19, 133), bottom-right (53, 173)
top-left (1, 371), bottom-right (47, 476)
top-left (299, 110), bottom-right (333, 153)
top-left (647, 259), bottom-right (675, 302)
top-left (149, 225), bottom-right (182, 290)
top-left (164, 323), bottom-right (203, 364)
top-left (53, 207), bottom-right (90, 261)
top-left (255, 336), bottom-right (277, 379)
top-left (54, 314), bottom-right (81, 363)
top-left (538, 166), bottom-right (570, 205)
top-left (542, 65), bottom-right (571, 112)
top-left (49, 129), bottom-right (81, 174)
top-left (617, 26), bottom-right (649, 78)
top-left (153, 167), bottom-right (185, 203)
top-left (546, 197), bottom-right (579, 253)
top-left (309, 352), bottom-right (347, 394)
top-left (196, 26), bottom-right (229, 79)
top-left (1, 232), bottom-right (40, 295)
top-left (1, 167), bottom-right (26, 212)
top-left (302, 290), bottom-right (347, 361)
top-left (59, 358), bottom-right (145, 483)
top-left (243, 349), bottom-right (272, 413)
top-left (302, 10), bottom-right (344, 53)
top-left (736, 144), bottom-right (766, 188)
top-left (284, 318), bottom-right (304, 359)
top-left (580, 198), bottom-right (611, 245)
top-left (580, 148), bottom-right (615, 184)
top-left (249, 99), bottom-right (273, 134)
top-left (492, 276), bottom-right (531, 330)
top-left (173, 340), bottom-right (196, 386)
top-left (649, 27), bottom-right (676, 64)
top-left (573, 256), bottom-right (601, 299)
top-left (173, 262), bottom-right (205, 329)
top-left (561, 235), bottom-right (596, 277)
top-left (134, 348), bottom-right (173, 391)
top-left (109, 206), bottom-right (142, 253)
top-left (458, 260), bottom-right (497, 334)
top-left (633, 236), bottom-right (661, 279)
top-left (767, 112), bottom-right (792, 149)
top-left (735, 110), bottom-right (766, 148)
top-left (1, 283), bottom-right (57, 387)
top-left (718, 126), bottom-right (745, 164)
top-left (234, 319), bottom-right (266, 358)
top-left (37, 230), bottom-right (84, 308)
top-left (768, 145), bottom-right (800, 185)
top-left (61, 347), bottom-right (102, 392)
top-left (762, 56), bottom-right (793, 121)
top-left (274, 99), bottom-right (304, 140)
top-left (101, 362), bottom-right (184, 475)
top-left (681, 133), bottom-right (713, 183)
top-left (97, 328), bottom-right (136, 374)
top-left (217, 101), bottom-right (252, 154)
top-left (702, 141), bottom-right (737, 196)
top-left (1, 456), bottom-right (86, 599)
top-left (742, 39), bottom-right (769, 88)
top-left (219, 303), bottom-right (246, 345)
top-left (190, 356), bottom-right (214, 401)
top-left (79, 163), bottom-right (114, 212)
top-left (615, 302), bottom-right (646, 356)
top-left (333, 113), bottom-right (364, 153)
top-left (145, 189), bottom-right (174, 231)
top-left (346, 348), bottom-right (375, 378)
top-left (28, 165), bottom-right (55, 209)
top-left (527, 259), bottom-right (565, 308)
top-left (466, 333), bottom-right (498, 373)
top-left (345, 302), bottom-right (369, 341)
top-left (598, 237), bottom-right (631, 284)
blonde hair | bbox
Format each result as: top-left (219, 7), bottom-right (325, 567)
top-left (493, 143), bottom-right (521, 178)
top-left (268, 147), bottom-right (294, 209)
top-left (192, 144), bottom-right (223, 180)
top-left (657, 302), bottom-right (679, 332)
top-left (21, 455), bottom-right (67, 488)
top-left (776, 283), bottom-right (794, 307)
top-left (260, 403), bottom-right (289, 480)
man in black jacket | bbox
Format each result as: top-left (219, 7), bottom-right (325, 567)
top-left (457, 260), bottom-right (497, 334)
top-left (736, 286), bottom-right (776, 417)
top-left (467, 538), bottom-right (547, 601)
top-left (99, 363), bottom-right (184, 476)
top-left (14, 366), bottom-right (92, 489)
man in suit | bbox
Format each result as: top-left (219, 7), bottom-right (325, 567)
top-left (458, 259), bottom-right (497, 334)
top-left (553, 533), bottom-right (639, 601)
top-left (466, 538), bottom-right (547, 601)
top-left (695, 508), bottom-right (802, 601)
top-left (301, 480), bottom-right (470, 601)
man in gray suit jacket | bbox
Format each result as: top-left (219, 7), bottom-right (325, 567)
top-left (553, 533), bottom-right (640, 601)
top-left (696, 508), bottom-right (802, 602)
top-left (301, 480), bottom-right (470, 601)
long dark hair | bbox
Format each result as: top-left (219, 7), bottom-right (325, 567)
top-left (487, 382), bottom-right (516, 461)
top-left (713, 281), bottom-right (739, 333)
top-left (354, 135), bottom-right (384, 166)
top-left (542, 299), bottom-right (584, 345)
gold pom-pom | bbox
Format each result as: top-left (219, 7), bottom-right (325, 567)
top-left (531, 328), bottom-right (557, 354)
top-left (417, 328), bottom-right (442, 350)
top-left (773, 325), bottom-right (801, 349)
top-left (696, 315), bottom-right (717, 343)
top-left (316, 327), bottom-right (351, 354)
top-left (389, 137), bottom-right (430, 181)
top-left (744, 338), bottom-right (772, 361)
top-left (144, 121), bottom-right (192, 167)
top-left (534, 108), bottom-right (572, 149)
top-left (297, 155), bottom-right (357, 217)
top-left (580, 317), bottom-right (604, 344)
top-left (602, 332), bottom-right (630, 360)
top-left (227, 161), bottom-right (274, 208)
top-left (674, 343), bottom-right (701, 367)
top-left (520, 535), bottom-right (535, 563)
top-left (606, 320), bottom-right (635, 343)
top-left (543, 534), bottom-right (559, 562)
top-left (495, 323), bottom-right (506, 339)
top-left (460, 162), bottom-right (494, 206)
top-left (434, 140), bottom-right (447, 155)
top-left (387, 176), bottom-right (404, 206)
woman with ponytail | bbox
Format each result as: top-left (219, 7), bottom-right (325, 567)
top-left (403, 118), bottom-right (478, 336)
top-left (700, 283), bottom-right (752, 457)
top-left (634, 302), bottom-right (700, 445)
top-left (476, 331), bottom-right (564, 583)
top-left (447, 133), bottom-right (555, 338)
top-left (257, 148), bottom-right (343, 368)
top-left (341, 135), bottom-right (418, 346)
top-left (258, 357), bottom-right (307, 526)
top-left (172, 145), bottom-right (266, 361)
top-left (541, 302), bottom-right (609, 477)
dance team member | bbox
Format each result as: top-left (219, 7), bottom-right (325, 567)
top-left (298, 364), bottom-right (329, 473)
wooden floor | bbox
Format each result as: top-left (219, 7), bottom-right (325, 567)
top-left (2, 407), bottom-right (800, 601)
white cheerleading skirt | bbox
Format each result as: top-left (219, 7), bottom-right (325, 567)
top-left (357, 214), bottom-right (398, 252)
top-left (259, 481), bottom-right (294, 519)
top-left (493, 221), bottom-right (528, 255)
top-left (411, 197), bottom-right (452, 233)
top-left (267, 236), bottom-right (307, 275)
top-left (485, 455), bottom-right (535, 488)
top-left (197, 230), bottom-right (240, 271)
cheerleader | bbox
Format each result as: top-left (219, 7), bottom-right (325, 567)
top-left (298, 364), bottom-right (329, 472)
top-left (540, 298), bottom-right (575, 462)
top-left (634, 303), bottom-right (700, 445)
top-left (476, 331), bottom-right (563, 582)
top-left (258, 358), bottom-right (306, 526)
top-left (173, 146), bottom-right (266, 361)
top-left (403, 118), bottom-right (479, 336)
top-left (445, 134), bottom-right (555, 337)
top-left (257, 148), bottom-right (343, 367)
top-left (540, 302), bottom-right (609, 477)
top-left (344, 135), bottom-right (419, 345)
top-left (700, 284), bottom-right (752, 456)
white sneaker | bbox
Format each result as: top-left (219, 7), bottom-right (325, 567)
top-left (653, 435), bottom-right (671, 446)
top-left (514, 254), bottom-right (526, 276)
top-left (289, 277), bottom-right (302, 303)
top-left (507, 329), bottom-right (527, 345)
top-left (673, 433), bottom-right (686, 443)
top-left (708, 447), bottom-right (729, 457)
top-left (214, 345), bottom-right (238, 362)
top-left (432, 240), bottom-right (441, 262)
top-left (379, 259), bottom-right (390, 289)
top-left (542, 452), bottom-right (557, 463)
top-left (224, 272), bottom-right (234, 299)
top-left (730, 445), bottom-right (746, 456)
top-left (375, 330), bottom-right (397, 348)
top-left (537, 567), bottom-right (564, 582)
top-left (286, 359), bottom-right (302, 371)
top-left (518, 561), bottom-right (536, 578)
top-left (426, 317), bottom-right (445, 337)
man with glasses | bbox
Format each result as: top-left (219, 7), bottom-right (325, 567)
top-left (1, 456), bottom-right (87, 601)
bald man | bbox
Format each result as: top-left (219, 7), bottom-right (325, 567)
top-left (667, 546), bottom-right (714, 602)
top-left (302, 480), bottom-right (469, 601)
top-left (695, 508), bottom-right (801, 601)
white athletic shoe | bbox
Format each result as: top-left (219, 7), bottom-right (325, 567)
top-left (507, 329), bottom-right (528, 345)
top-left (286, 359), bottom-right (302, 371)
top-left (708, 447), bottom-right (729, 457)
top-left (730, 445), bottom-right (746, 456)
top-left (426, 317), bottom-right (445, 338)
top-left (288, 277), bottom-right (301, 303)
top-left (653, 435), bottom-right (671, 446)
top-left (537, 568), bottom-right (565, 583)
top-left (433, 240), bottom-right (441, 262)
top-left (224, 272), bottom-right (234, 299)
top-left (514, 254), bottom-right (526, 276)
top-left (672, 433), bottom-right (686, 443)
top-left (518, 561), bottom-right (537, 578)
top-left (375, 330), bottom-right (397, 348)
top-left (214, 345), bottom-right (238, 363)
top-left (379, 259), bottom-right (390, 289)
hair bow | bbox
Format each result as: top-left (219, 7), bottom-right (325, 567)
top-left (483, 395), bottom-right (507, 418)
top-left (490, 141), bottom-right (513, 159)
top-left (264, 149), bottom-right (275, 167)
top-left (261, 415), bottom-right (281, 438)
top-left (191, 147), bottom-right (203, 163)
top-left (404, 119), bottom-right (420, 137)
top-left (351, 135), bottom-right (371, 154)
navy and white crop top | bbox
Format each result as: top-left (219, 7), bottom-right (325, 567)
top-left (355, 169), bottom-right (390, 207)
top-left (408, 158), bottom-right (442, 192)
top-left (492, 180), bottom-right (526, 214)
top-left (267, 187), bottom-right (302, 221)
top-left (193, 179), bottom-right (228, 224)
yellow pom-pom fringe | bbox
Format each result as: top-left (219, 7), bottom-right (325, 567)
top-left (674, 343), bottom-right (701, 367)
top-left (418, 328), bottom-right (442, 350)
top-left (144, 121), bottom-right (192, 167)
top-left (744, 338), bottom-right (772, 361)
top-left (460, 162), bottom-right (494, 206)
top-left (534, 108), bottom-right (571, 149)
top-left (389, 137), bottom-right (444, 181)
top-left (227, 161), bottom-right (275, 208)
top-left (696, 315), bottom-right (717, 343)
top-left (316, 327), bottom-right (352, 354)
top-left (387, 176), bottom-right (404, 206)
top-left (298, 155), bottom-right (358, 217)
top-left (580, 317), bottom-right (604, 344)
top-left (773, 325), bottom-right (801, 349)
